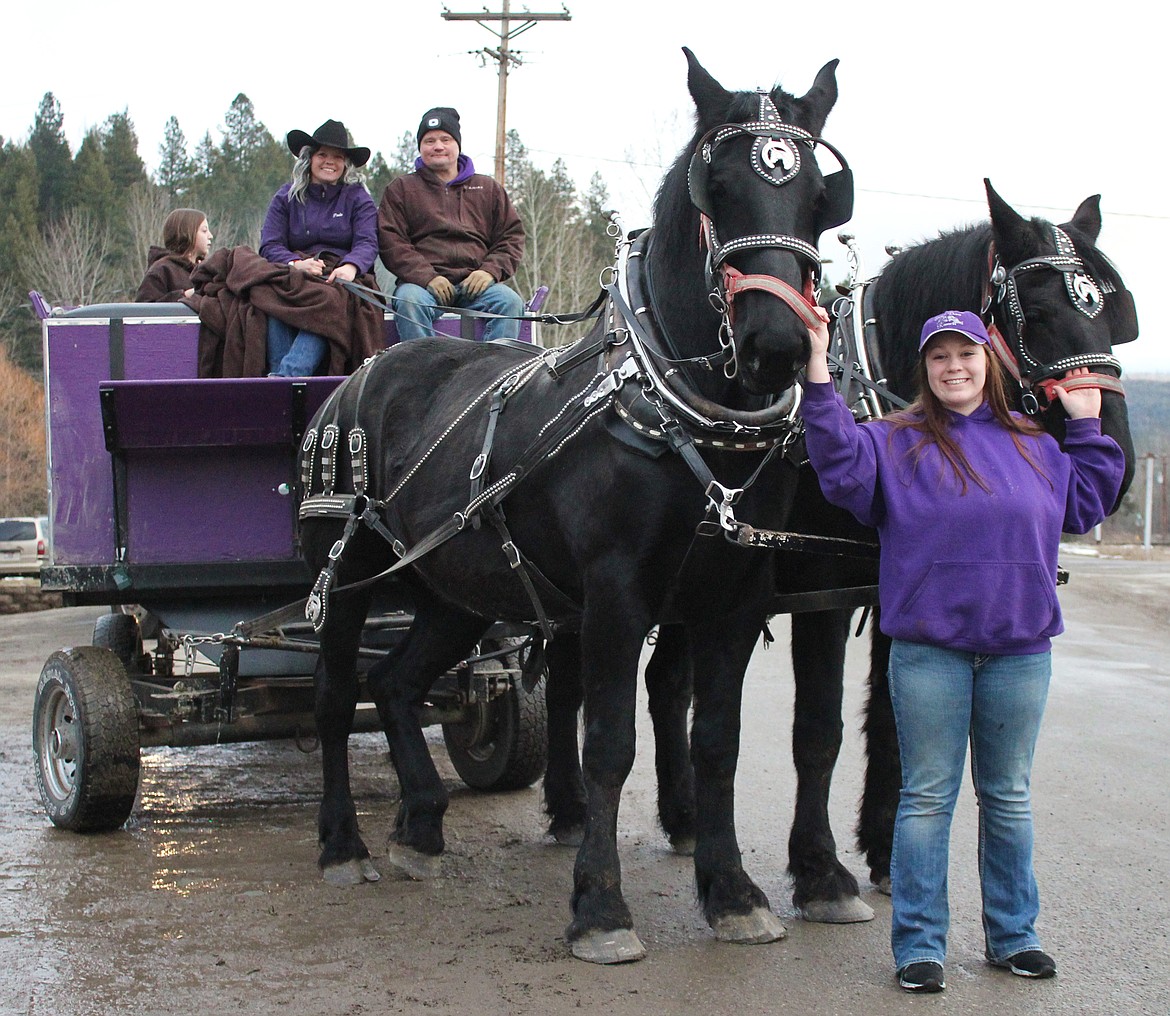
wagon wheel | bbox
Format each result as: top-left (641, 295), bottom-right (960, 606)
top-left (93, 611), bottom-right (148, 676)
top-left (442, 640), bottom-right (548, 791)
top-left (33, 647), bottom-right (141, 833)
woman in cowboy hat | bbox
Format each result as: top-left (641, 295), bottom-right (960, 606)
top-left (259, 118), bottom-right (378, 376)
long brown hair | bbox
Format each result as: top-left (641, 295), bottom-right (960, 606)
top-left (886, 341), bottom-right (1050, 494)
top-left (161, 208), bottom-right (207, 263)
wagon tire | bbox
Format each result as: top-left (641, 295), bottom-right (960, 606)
top-left (33, 647), bottom-right (141, 833)
top-left (443, 672), bottom-right (547, 792)
top-left (93, 612), bottom-right (147, 676)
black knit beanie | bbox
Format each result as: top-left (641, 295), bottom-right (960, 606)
top-left (417, 107), bottom-right (461, 150)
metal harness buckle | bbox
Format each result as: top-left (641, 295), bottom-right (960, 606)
top-left (705, 480), bottom-right (743, 531)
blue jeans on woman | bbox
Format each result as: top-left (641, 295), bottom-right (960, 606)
top-left (392, 281), bottom-right (524, 342)
top-left (887, 639), bottom-right (1051, 973)
top-left (266, 316), bottom-right (327, 376)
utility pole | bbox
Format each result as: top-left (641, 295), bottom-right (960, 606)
top-left (442, 2), bottom-right (571, 183)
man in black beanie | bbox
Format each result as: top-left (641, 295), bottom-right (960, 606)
top-left (377, 106), bottom-right (526, 341)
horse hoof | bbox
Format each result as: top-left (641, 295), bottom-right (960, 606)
top-left (800, 896), bottom-right (875, 924)
top-left (322, 857), bottom-right (381, 886)
top-left (384, 842), bottom-right (442, 880)
top-left (570, 928), bottom-right (647, 964)
top-left (713, 907), bottom-right (787, 944)
top-left (551, 825), bottom-right (584, 847)
top-left (669, 834), bottom-right (696, 857)
top-left (875, 875), bottom-right (892, 896)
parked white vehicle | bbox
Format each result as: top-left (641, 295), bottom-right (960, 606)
top-left (0, 517), bottom-right (48, 576)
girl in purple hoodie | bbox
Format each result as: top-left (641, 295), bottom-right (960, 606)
top-left (801, 307), bottom-right (1124, 994)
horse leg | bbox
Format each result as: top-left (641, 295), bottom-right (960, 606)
top-left (366, 597), bottom-right (491, 879)
top-left (565, 594), bottom-right (650, 964)
top-left (542, 634), bottom-right (587, 846)
top-left (315, 584), bottom-right (381, 886)
top-left (857, 619), bottom-right (898, 894)
top-left (689, 608), bottom-right (786, 945)
top-left (789, 608), bottom-right (874, 922)
top-left (644, 623), bottom-right (696, 854)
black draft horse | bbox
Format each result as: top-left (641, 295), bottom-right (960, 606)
top-left (580, 180), bottom-right (1139, 925)
top-left (299, 49), bottom-right (848, 963)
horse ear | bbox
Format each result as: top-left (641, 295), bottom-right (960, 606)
top-left (985, 178), bottom-right (1030, 255)
top-left (1066, 194), bottom-right (1103, 244)
top-left (793, 59), bottom-right (840, 135)
top-left (683, 47), bottom-right (732, 126)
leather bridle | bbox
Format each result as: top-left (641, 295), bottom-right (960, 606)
top-left (686, 90), bottom-right (852, 377)
top-left (983, 226), bottom-right (1128, 414)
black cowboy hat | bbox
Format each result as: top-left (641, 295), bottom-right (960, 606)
top-left (286, 119), bottom-right (371, 167)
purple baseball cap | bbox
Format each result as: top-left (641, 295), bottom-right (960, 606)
top-left (918, 309), bottom-right (991, 350)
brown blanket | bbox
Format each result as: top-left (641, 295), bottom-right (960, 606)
top-left (186, 246), bottom-right (385, 377)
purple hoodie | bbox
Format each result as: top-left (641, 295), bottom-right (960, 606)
top-left (800, 379), bottom-right (1125, 654)
top-left (259, 180), bottom-right (378, 274)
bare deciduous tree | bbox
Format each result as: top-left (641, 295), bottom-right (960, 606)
top-left (122, 182), bottom-right (172, 289)
top-left (19, 209), bottom-right (118, 308)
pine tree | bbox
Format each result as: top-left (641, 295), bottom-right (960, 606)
top-left (195, 94), bottom-right (289, 232)
top-left (0, 142), bottom-right (42, 370)
top-left (389, 131), bottom-right (417, 176)
top-left (220, 93), bottom-right (269, 173)
top-left (72, 129), bottom-right (116, 224)
top-left (100, 110), bottom-right (147, 198)
top-left (28, 92), bottom-right (73, 223)
top-left (192, 130), bottom-right (216, 179)
top-left (156, 116), bottom-right (191, 199)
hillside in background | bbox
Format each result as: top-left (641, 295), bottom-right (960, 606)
top-left (1121, 376), bottom-right (1170, 455)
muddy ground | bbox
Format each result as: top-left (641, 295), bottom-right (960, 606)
top-left (1, 552), bottom-right (1168, 1015)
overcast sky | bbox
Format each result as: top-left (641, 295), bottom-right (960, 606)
top-left (5, 0), bottom-right (1166, 371)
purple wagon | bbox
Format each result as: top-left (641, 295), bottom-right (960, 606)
top-left (31, 297), bottom-right (550, 833)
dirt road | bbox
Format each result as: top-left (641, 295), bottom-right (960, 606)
top-left (2, 553), bottom-right (1167, 1015)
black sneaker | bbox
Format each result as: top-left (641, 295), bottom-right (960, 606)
top-left (898, 961), bottom-right (946, 992)
top-left (990, 949), bottom-right (1057, 979)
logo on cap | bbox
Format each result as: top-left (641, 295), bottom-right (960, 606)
top-left (427, 117), bottom-right (440, 128)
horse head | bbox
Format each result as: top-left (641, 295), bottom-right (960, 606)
top-left (651, 49), bottom-right (850, 397)
top-left (985, 179), bottom-right (1138, 499)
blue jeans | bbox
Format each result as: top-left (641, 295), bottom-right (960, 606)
top-left (266, 316), bottom-right (327, 376)
top-left (887, 640), bottom-right (1051, 972)
top-left (392, 281), bottom-right (524, 342)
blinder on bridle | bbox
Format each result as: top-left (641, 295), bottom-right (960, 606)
top-left (687, 106), bottom-right (854, 244)
top-left (985, 224), bottom-right (1138, 414)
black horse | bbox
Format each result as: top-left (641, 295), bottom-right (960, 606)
top-left (550, 180), bottom-right (1139, 927)
top-left (298, 49), bottom-right (849, 963)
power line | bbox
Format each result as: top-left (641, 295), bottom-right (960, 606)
top-left (522, 145), bottom-right (1170, 221)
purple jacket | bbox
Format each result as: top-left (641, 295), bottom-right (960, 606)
top-left (259, 181), bottom-right (378, 274)
top-left (800, 380), bottom-right (1125, 654)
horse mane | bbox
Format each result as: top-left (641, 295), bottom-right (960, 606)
top-left (871, 222), bottom-right (992, 392)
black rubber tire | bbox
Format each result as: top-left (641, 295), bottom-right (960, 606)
top-left (93, 612), bottom-right (147, 676)
top-left (32, 647), bottom-right (141, 833)
top-left (442, 671), bottom-right (548, 792)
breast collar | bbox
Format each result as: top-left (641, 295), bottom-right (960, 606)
top-left (605, 229), bottom-right (803, 453)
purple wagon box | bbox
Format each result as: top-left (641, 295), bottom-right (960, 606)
top-left (42, 309), bottom-right (341, 594)
top-left (40, 300), bottom-right (539, 600)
